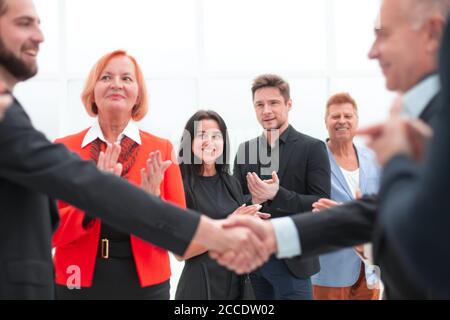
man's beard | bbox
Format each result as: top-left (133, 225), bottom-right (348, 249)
top-left (0, 39), bottom-right (38, 81)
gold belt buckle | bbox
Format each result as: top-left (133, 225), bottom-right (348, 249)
top-left (101, 238), bottom-right (109, 259)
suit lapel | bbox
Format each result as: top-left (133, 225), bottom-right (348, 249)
top-left (357, 147), bottom-right (369, 195)
top-left (277, 128), bottom-right (299, 181)
top-left (419, 92), bottom-right (441, 124)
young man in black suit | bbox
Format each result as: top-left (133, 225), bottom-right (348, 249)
top-left (233, 74), bottom-right (331, 300)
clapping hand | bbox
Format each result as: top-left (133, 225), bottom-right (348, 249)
top-left (141, 150), bottom-right (172, 196)
top-left (246, 171), bottom-right (280, 205)
top-left (97, 142), bottom-right (123, 176)
top-left (83, 142), bottom-right (122, 228)
top-left (230, 204), bottom-right (271, 220)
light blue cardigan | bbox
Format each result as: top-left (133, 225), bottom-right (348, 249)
top-left (312, 144), bottom-right (380, 288)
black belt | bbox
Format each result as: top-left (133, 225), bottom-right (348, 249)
top-left (98, 238), bottom-right (133, 259)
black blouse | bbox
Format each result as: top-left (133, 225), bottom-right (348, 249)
top-left (175, 173), bottom-right (245, 300)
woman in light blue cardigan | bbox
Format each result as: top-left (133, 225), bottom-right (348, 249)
top-left (311, 93), bottom-right (380, 300)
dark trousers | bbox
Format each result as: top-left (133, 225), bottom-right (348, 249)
top-left (56, 257), bottom-right (170, 300)
top-left (250, 256), bottom-right (312, 300)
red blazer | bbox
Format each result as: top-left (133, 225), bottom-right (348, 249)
top-left (52, 128), bottom-right (186, 288)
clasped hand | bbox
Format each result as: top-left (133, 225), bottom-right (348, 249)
top-left (194, 215), bottom-right (278, 274)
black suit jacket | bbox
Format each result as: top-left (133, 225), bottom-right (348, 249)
top-left (291, 195), bottom-right (376, 258)
top-left (372, 89), bottom-right (443, 300)
top-left (291, 195), bottom-right (430, 299)
top-left (377, 22), bottom-right (450, 299)
top-left (234, 125), bottom-right (331, 278)
top-left (289, 88), bottom-right (442, 299)
top-left (0, 99), bottom-right (200, 299)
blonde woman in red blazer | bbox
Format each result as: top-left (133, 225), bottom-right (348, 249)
top-left (52, 50), bottom-right (186, 299)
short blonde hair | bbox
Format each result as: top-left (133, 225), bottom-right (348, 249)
top-left (326, 92), bottom-right (358, 117)
top-left (81, 50), bottom-right (149, 121)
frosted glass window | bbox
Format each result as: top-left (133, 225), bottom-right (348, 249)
top-left (203, 0), bottom-right (327, 73)
top-left (333, 0), bottom-right (381, 72)
top-left (66, 0), bottom-right (198, 75)
top-left (15, 80), bottom-right (62, 141)
top-left (64, 80), bottom-right (93, 136)
top-left (34, 0), bottom-right (59, 75)
top-left (139, 79), bottom-right (198, 145)
top-left (289, 78), bottom-right (329, 141)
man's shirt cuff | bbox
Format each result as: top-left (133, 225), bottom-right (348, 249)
top-left (271, 217), bottom-right (301, 259)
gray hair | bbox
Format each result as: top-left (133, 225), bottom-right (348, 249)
top-left (405, 0), bottom-right (450, 28)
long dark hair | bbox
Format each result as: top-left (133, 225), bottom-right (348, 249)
top-left (178, 110), bottom-right (230, 208)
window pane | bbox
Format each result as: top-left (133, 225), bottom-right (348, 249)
top-left (139, 79), bottom-right (198, 144)
top-left (64, 80), bottom-right (93, 136)
top-left (333, 0), bottom-right (381, 72)
top-left (15, 81), bottom-right (62, 141)
top-left (66, 0), bottom-right (198, 75)
top-left (289, 78), bottom-right (329, 141)
top-left (34, 0), bottom-right (59, 75)
top-left (203, 0), bottom-right (327, 73)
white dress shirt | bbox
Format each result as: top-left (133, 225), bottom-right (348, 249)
top-left (81, 119), bottom-right (142, 148)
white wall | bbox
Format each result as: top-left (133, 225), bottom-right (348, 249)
top-left (20, 0), bottom-right (394, 299)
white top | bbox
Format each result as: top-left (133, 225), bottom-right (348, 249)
top-left (340, 166), bottom-right (377, 271)
top-left (340, 167), bottom-right (360, 198)
top-left (81, 120), bottom-right (142, 148)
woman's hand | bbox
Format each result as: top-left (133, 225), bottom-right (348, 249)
top-left (230, 204), bottom-right (271, 220)
top-left (141, 150), bottom-right (172, 196)
top-left (97, 142), bottom-right (123, 176)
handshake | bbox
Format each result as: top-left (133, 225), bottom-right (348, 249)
top-left (193, 214), bottom-right (278, 274)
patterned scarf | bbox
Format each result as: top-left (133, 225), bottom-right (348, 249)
top-left (89, 136), bottom-right (140, 179)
